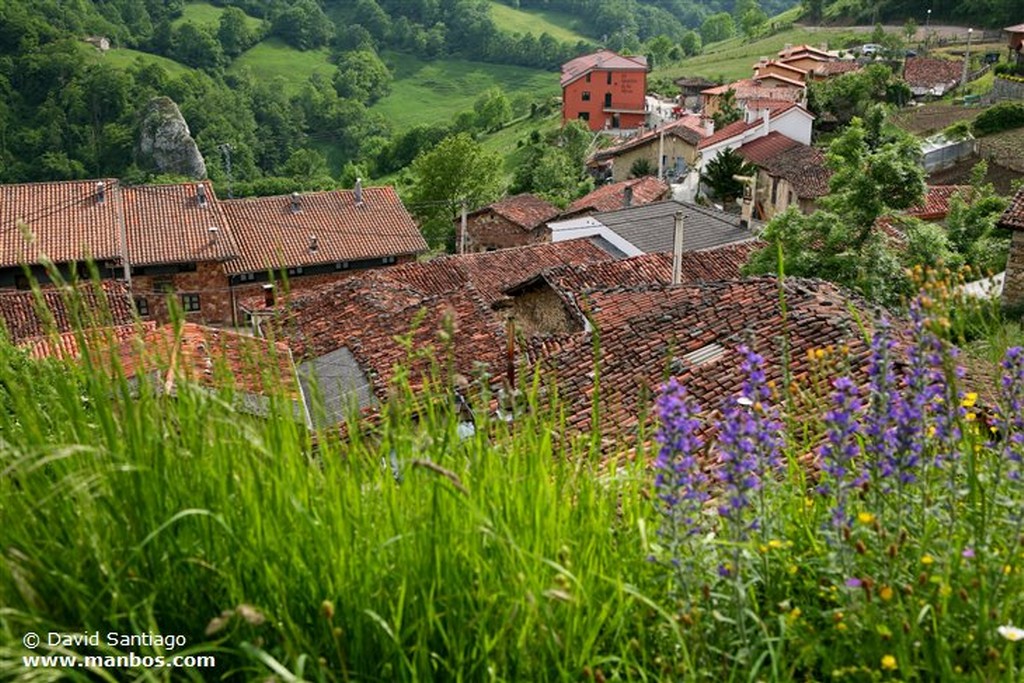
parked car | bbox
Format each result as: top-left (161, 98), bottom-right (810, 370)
top-left (860, 43), bottom-right (883, 56)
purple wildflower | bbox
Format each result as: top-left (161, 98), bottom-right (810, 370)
top-left (864, 321), bottom-right (900, 484)
top-left (715, 346), bottom-right (784, 537)
top-left (962, 547), bottom-right (975, 559)
top-left (654, 379), bottom-right (710, 541)
top-left (845, 577), bottom-right (863, 589)
top-left (819, 376), bottom-right (864, 531)
top-left (993, 347), bottom-right (1024, 486)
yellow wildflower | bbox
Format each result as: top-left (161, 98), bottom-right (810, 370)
top-left (858, 512), bottom-right (876, 524)
top-left (921, 555), bottom-right (935, 566)
top-left (962, 392), bottom-right (978, 408)
top-left (789, 607), bottom-right (802, 622)
top-left (879, 585), bottom-right (894, 602)
top-left (881, 655), bottom-right (897, 671)
top-left (768, 539), bottom-right (785, 549)
top-left (837, 622), bottom-right (848, 632)
top-left (939, 584), bottom-right (952, 598)
top-left (966, 412), bottom-right (976, 422)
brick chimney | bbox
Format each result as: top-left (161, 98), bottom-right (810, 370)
top-left (263, 284), bottom-right (275, 308)
top-left (623, 184), bottom-right (634, 208)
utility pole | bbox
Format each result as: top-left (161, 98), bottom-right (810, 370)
top-left (961, 28), bottom-right (973, 91)
top-left (671, 210), bottom-right (684, 285)
top-left (657, 127), bottom-right (665, 181)
top-left (219, 143), bottom-right (234, 199)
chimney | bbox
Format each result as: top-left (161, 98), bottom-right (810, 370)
top-left (263, 284), bottom-right (275, 308)
top-left (354, 177), bottom-right (363, 206)
top-left (208, 225), bottom-right (219, 243)
top-left (95, 181), bottom-right (106, 204)
top-left (309, 235), bottom-right (318, 252)
top-left (196, 183), bottom-right (207, 207)
top-left (290, 192), bottom-right (301, 213)
top-left (703, 117), bottom-right (715, 136)
top-left (783, 43), bottom-right (792, 57)
top-left (623, 184), bottom-right (634, 208)
top-left (671, 210), bottom-right (684, 285)
top-left (762, 108), bottom-right (770, 136)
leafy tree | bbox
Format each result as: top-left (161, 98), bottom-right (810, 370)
top-left (279, 148), bottom-right (334, 188)
top-left (700, 148), bottom-right (755, 206)
top-left (712, 88), bottom-right (743, 130)
top-left (473, 87), bottom-right (512, 132)
top-left (217, 7), bottom-right (254, 58)
top-left (332, 50), bottom-right (392, 106)
top-left (807, 64), bottom-right (900, 129)
top-left (700, 13), bottom-right (735, 45)
top-left (679, 30), bottom-right (702, 56)
top-left (272, 0), bottom-right (333, 50)
top-left (645, 35), bottom-right (675, 68)
top-left (170, 22), bottom-right (224, 70)
top-left (740, 7), bottom-right (768, 38)
top-left (407, 133), bottom-right (504, 250)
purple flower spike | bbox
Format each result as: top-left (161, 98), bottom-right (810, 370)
top-left (654, 378), bottom-right (710, 544)
top-left (819, 376), bottom-right (864, 532)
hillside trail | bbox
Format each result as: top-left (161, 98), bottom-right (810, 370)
top-left (794, 23), bottom-right (975, 41)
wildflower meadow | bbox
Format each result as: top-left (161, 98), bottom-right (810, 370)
top-left (1, 273), bottom-right (1024, 681)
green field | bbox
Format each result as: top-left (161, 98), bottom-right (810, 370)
top-left (173, 1), bottom-right (264, 32)
top-left (487, 1), bottom-right (592, 43)
top-left (79, 43), bottom-right (193, 78)
top-left (655, 25), bottom-right (864, 83)
top-left (229, 39), bottom-right (336, 95)
top-left (372, 52), bottom-right (559, 131)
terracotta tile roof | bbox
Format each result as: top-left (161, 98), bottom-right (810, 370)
top-left (0, 280), bottom-right (137, 344)
top-left (753, 72), bottom-right (807, 88)
top-left (526, 277), bottom-right (880, 441)
top-left (698, 119), bottom-right (760, 149)
top-left (910, 185), bottom-right (971, 220)
top-left (755, 60), bottom-right (808, 77)
top-left (743, 98), bottom-right (802, 112)
top-left (591, 115), bottom-right (706, 162)
top-left (116, 322), bottom-right (299, 398)
top-left (1000, 186), bottom-right (1024, 230)
top-left (812, 61), bottom-right (862, 77)
top-left (702, 79), bottom-right (805, 104)
top-left (779, 44), bottom-right (833, 59)
top-left (219, 186), bottom-right (427, 275)
top-left (560, 50), bottom-right (648, 87)
top-left (471, 194), bottom-right (561, 231)
top-left (565, 177), bottom-right (670, 215)
top-left (735, 131), bottom-right (801, 165)
top-left (0, 179), bottom-right (121, 268)
top-left (25, 321), bottom-right (157, 360)
top-left (1004, 23), bottom-right (1024, 33)
top-left (122, 182), bottom-right (239, 266)
top-left (903, 57), bottom-right (963, 90)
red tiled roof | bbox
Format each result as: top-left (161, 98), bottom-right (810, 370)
top-left (0, 280), bottom-right (137, 344)
top-left (560, 50), bottom-right (648, 87)
top-left (566, 177), bottom-right (670, 215)
top-left (0, 179), bottom-right (121, 268)
top-left (735, 131), bottom-right (800, 165)
top-left (755, 60), bottom-right (808, 76)
top-left (702, 79), bottom-right (805, 104)
top-left (909, 185), bottom-right (971, 220)
top-left (472, 194), bottom-right (561, 231)
top-left (779, 44), bottom-right (832, 59)
top-left (526, 277), bottom-right (880, 440)
top-left (122, 182), bottom-right (239, 266)
top-left (753, 72), bottom-right (806, 88)
top-left (903, 57), bottom-right (963, 89)
top-left (698, 119), bottom-right (760, 150)
top-left (998, 186), bottom-right (1024, 230)
top-left (25, 321), bottom-right (157, 361)
top-left (591, 115), bottom-right (706, 162)
top-left (1004, 24), bottom-right (1024, 33)
top-left (812, 61), bottom-right (862, 77)
top-left (219, 186), bottom-right (427, 275)
top-left (744, 98), bottom-right (801, 112)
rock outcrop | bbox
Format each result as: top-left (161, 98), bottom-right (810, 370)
top-left (135, 96), bottom-right (206, 179)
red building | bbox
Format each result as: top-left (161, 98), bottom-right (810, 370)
top-left (561, 50), bottom-right (648, 132)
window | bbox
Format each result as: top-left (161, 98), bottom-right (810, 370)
top-left (606, 72), bottom-right (612, 85)
top-left (134, 297), bottom-right (150, 317)
top-left (578, 112), bottom-right (590, 122)
top-left (604, 92), bottom-right (612, 107)
top-left (381, 255), bottom-right (397, 265)
top-left (181, 293), bottom-right (201, 313)
top-left (238, 272), bottom-right (256, 282)
top-left (335, 261), bottom-right (350, 270)
top-left (581, 91), bottom-right (591, 102)
top-left (585, 73), bottom-right (591, 83)
top-left (286, 266), bottom-right (304, 276)
top-left (154, 279), bottom-right (174, 293)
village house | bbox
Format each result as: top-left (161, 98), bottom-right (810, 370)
top-left (0, 178), bottom-right (426, 327)
top-left (775, 44), bottom-right (833, 72)
top-left (588, 115), bottom-right (707, 183)
top-left (997, 187), bottom-right (1024, 310)
top-left (752, 59), bottom-right (810, 87)
top-left (1006, 22), bottom-right (1024, 64)
top-left (903, 57), bottom-right (964, 98)
top-left (0, 280), bottom-right (138, 346)
top-left (561, 50), bottom-right (649, 132)
top-left (548, 199), bottom-right (757, 257)
top-left (674, 76), bottom-right (717, 111)
top-left (455, 193), bottom-right (561, 253)
top-left (561, 177), bottom-right (671, 219)
top-left (734, 131), bottom-right (831, 221)
top-left (700, 78), bottom-right (805, 119)
top-left (697, 103), bottom-right (815, 178)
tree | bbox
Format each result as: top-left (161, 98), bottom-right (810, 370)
top-left (170, 22), bottom-right (224, 70)
top-left (272, 0), bottom-right (334, 50)
top-left (700, 148), bottom-right (755, 206)
top-left (711, 88), bottom-right (743, 130)
top-left (332, 50), bottom-right (392, 105)
top-left (217, 7), bottom-right (253, 58)
top-left (473, 87), bottom-right (511, 132)
top-left (279, 148), bottom-right (333, 188)
top-left (407, 133), bottom-right (504, 250)
top-left (700, 13), bottom-right (735, 45)
top-left (679, 30), bottom-right (702, 57)
top-left (645, 34), bottom-right (674, 68)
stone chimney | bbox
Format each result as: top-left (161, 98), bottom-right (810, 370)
top-left (196, 183), bottom-right (207, 207)
top-left (95, 181), bottom-right (106, 205)
top-left (354, 177), bottom-right (363, 206)
top-left (290, 192), bottom-right (301, 213)
top-left (762, 108), bottom-right (771, 136)
top-left (263, 284), bottom-right (275, 308)
top-left (623, 184), bottom-right (634, 208)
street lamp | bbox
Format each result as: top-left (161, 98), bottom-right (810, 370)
top-left (961, 27), bottom-right (973, 90)
top-left (925, 8), bottom-right (931, 31)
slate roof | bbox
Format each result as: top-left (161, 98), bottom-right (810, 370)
top-left (121, 182), bottom-right (239, 266)
top-left (903, 57), bottom-right (963, 90)
top-left (565, 177), bottom-right (670, 216)
top-left (589, 200), bottom-right (757, 254)
top-left (0, 179), bottom-right (122, 268)
top-left (525, 277), bottom-right (879, 440)
top-left (470, 194), bottom-right (561, 231)
top-left (591, 115), bottom-right (706, 162)
top-left (219, 186), bottom-right (427, 275)
top-left (0, 280), bottom-right (137, 344)
top-left (560, 50), bottom-right (648, 87)
top-left (999, 186), bottom-right (1024, 230)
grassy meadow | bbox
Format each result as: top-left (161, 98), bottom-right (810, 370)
top-left (173, 2), bottom-right (264, 32)
top-left (228, 39), bottom-right (337, 97)
top-left (3, 273), bottom-right (1024, 680)
top-left (486, 1), bottom-right (592, 44)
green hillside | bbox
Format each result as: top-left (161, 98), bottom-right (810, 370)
top-left (228, 39), bottom-right (336, 96)
top-left (487, 1), bottom-right (592, 43)
top-left (372, 52), bottom-right (558, 131)
top-left (173, 2), bottom-right (264, 31)
top-left (78, 43), bottom-right (193, 78)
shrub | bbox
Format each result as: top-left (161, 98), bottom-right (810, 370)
top-left (972, 102), bottom-right (1024, 136)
